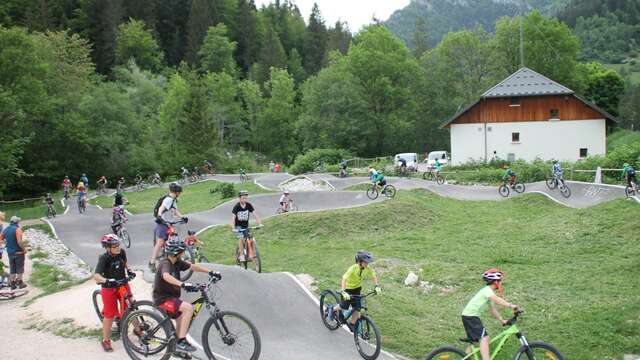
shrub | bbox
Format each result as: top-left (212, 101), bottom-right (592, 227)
top-left (289, 148), bottom-right (352, 174)
top-left (209, 182), bottom-right (235, 199)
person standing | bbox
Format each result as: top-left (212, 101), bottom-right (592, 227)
top-left (0, 216), bottom-right (27, 289)
top-left (0, 211), bottom-right (5, 264)
top-left (149, 183), bottom-right (188, 272)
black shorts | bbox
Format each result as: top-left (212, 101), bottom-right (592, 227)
top-left (9, 253), bottom-right (25, 274)
top-left (378, 179), bottom-right (387, 187)
top-left (339, 288), bottom-right (363, 311)
top-left (462, 316), bottom-right (488, 342)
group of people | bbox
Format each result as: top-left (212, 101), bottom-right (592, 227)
top-left (268, 160), bottom-right (282, 173)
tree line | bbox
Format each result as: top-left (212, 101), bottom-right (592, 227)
top-left (0, 2), bottom-right (629, 198)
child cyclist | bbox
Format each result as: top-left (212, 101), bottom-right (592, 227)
top-left (621, 163), bottom-right (637, 189)
top-left (327, 251), bottom-right (381, 330)
top-left (279, 190), bottom-right (292, 212)
top-left (461, 268), bottom-right (519, 360)
top-left (111, 194), bottom-right (128, 233)
top-left (368, 167), bottom-right (387, 189)
top-left (552, 159), bottom-right (565, 185)
top-left (94, 234), bottom-right (140, 352)
top-left (185, 230), bottom-right (203, 248)
top-left (502, 165), bottom-right (517, 187)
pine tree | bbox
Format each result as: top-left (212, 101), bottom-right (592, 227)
top-left (303, 3), bottom-right (327, 75)
top-left (86, 0), bottom-right (124, 75)
top-left (123, 0), bottom-right (157, 30)
top-left (254, 24), bottom-right (287, 84)
top-left (186, 0), bottom-right (217, 65)
top-left (198, 24), bottom-right (237, 75)
top-left (233, 0), bottom-right (259, 73)
top-left (412, 17), bottom-right (429, 58)
top-left (327, 21), bottom-right (351, 55)
top-left (155, 0), bottom-right (191, 66)
top-left (287, 48), bottom-right (306, 84)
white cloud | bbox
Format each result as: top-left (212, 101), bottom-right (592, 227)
top-left (254, 0), bottom-right (410, 32)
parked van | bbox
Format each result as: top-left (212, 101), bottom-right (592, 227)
top-left (394, 153), bottom-right (419, 171)
top-left (425, 151), bottom-right (449, 167)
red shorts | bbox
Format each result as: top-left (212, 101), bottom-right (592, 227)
top-left (158, 297), bottom-right (183, 319)
top-left (101, 284), bottom-right (132, 319)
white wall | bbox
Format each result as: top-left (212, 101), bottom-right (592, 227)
top-left (450, 119), bottom-right (606, 165)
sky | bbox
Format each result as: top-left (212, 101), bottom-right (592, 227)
top-left (254, 0), bottom-right (411, 32)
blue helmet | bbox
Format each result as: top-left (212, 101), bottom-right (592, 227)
top-left (355, 250), bottom-right (374, 263)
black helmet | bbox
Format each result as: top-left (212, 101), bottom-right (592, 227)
top-left (169, 183), bottom-right (182, 193)
top-left (239, 190), bottom-right (249, 197)
top-left (187, 230), bottom-right (196, 236)
top-left (355, 250), bottom-right (374, 263)
top-left (165, 239), bottom-right (186, 255)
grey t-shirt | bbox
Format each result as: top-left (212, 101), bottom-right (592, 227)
top-left (160, 196), bottom-right (177, 222)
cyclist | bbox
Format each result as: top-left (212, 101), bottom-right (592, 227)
top-left (45, 193), bottom-right (55, 209)
top-left (231, 190), bottom-right (262, 262)
top-left (203, 159), bottom-right (213, 174)
top-left (461, 268), bottom-right (519, 360)
top-left (94, 234), bottom-right (139, 352)
top-left (552, 160), bottom-right (565, 185)
top-left (193, 166), bottom-right (201, 179)
top-left (327, 251), bottom-right (381, 330)
top-left (80, 173), bottom-right (89, 189)
top-left (502, 165), bottom-right (517, 187)
top-left (433, 159), bottom-right (443, 175)
top-left (150, 183), bottom-right (188, 272)
top-left (111, 194), bottom-right (127, 234)
top-left (180, 167), bottom-right (189, 180)
top-left (185, 230), bottom-right (203, 248)
top-left (268, 160), bottom-right (275, 173)
top-left (369, 167), bottom-right (387, 189)
top-left (621, 163), bottom-right (637, 189)
top-left (62, 176), bottom-right (72, 197)
top-left (135, 172), bottom-right (143, 184)
top-left (398, 157), bottom-right (407, 169)
top-left (97, 175), bottom-right (107, 190)
top-left (153, 239), bottom-right (219, 353)
top-left (77, 182), bottom-right (87, 209)
top-left (279, 190), bottom-right (292, 212)
top-left (116, 176), bottom-right (125, 193)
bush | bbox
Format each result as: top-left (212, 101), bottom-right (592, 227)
top-left (289, 148), bottom-right (352, 175)
top-left (209, 182), bottom-right (235, 199)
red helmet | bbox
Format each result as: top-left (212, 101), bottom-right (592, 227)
top-left (101, 234), bottom-right (120, 248)
top-left (482, 268), bottom-right (504, 283)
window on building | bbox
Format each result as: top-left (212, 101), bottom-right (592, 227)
top-left (507, 153), bottom-right (516, 162)
top-left (512, 132), bottom-right (520, 143)
top-left (550, 109), bottom-right (560, 119)
top-left (510, 97), bottom-right (521, 106)
top-left (580, 148), bottom-right (588, 158)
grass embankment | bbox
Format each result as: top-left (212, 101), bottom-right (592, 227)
top-left (200, 190), bottom-right (639, 359)
top-left (608, 129), bottom-right (640, 151)
top-left (0, 192), bottom-right (66, 221)
top-left (91, 180), bottom-right (269, 214)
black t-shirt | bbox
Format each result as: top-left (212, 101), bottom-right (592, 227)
top-left (232, 202), bottom-right (254, 228)
top-left (153, 258), bottom-right (191, 305)
top-left (95, 250), bottom-right (128, 286)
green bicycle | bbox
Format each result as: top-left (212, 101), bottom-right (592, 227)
top-left (424, 310), bottom-right (564, 360)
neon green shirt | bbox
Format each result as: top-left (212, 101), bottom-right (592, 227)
top-left (462, 286), bottom-right (495, 317)
top-left (342, 264), bottom-right (376, 290)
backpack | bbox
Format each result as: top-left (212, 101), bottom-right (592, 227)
top-left (153, 195), bottom-right (174, 218)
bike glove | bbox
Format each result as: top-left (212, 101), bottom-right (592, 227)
top-left (341, 291), bottom-right (351, 301)
top-left (182, 217), bottom-right (189, 224)
top-left (181, 282), bottom-right (197, 292)
top-left (374, 286), bottom-right (382, 295)
top-left (128, 271), bottom-right (136, 280)
top-left (155, 217), bottom-right (163, 224)
top-left (209, 271), bottom-right (222, 279)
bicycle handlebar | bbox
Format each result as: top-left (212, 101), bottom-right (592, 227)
top-left (233, 224), bottom-right (263, 233)
top-left (336, 290), bottom-right (377, 298)
top-left (503, 309), bottom-right (524, 326)
top-left (183, 272), bottom-right (223, 293)
top-left (105, 272), bottom-right (136, 288)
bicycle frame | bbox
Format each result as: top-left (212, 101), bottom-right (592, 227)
top-left (459, 324), bottom-right (524, 360)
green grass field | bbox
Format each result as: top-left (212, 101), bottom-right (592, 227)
top-left (200, 190), bottom-right (639, 359)
top-left (0, 193), bottom-right (65, 221)
top-left (90, 180), bottom-right (270, 214)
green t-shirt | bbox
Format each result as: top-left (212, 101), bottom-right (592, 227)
top-left (342, 264), bottom-right (376, 290)
top-left (462, 286), bottom-right (495, 317)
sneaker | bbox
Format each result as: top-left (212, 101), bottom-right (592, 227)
top-left (176, 338), bottom-right (196, 352)
top-left (16, 281), bottom-right (27, 289)
top-left (101, 339), bottom-right (114, 352)
top-left (326, 306), bottom-right (334, 321)
top-left (148, 262), bottom-right (156, 273)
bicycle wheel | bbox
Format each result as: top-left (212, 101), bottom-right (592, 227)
top-left (383, 185), bottom-right (397, 199)
top-left (235, 245), bottom-right (248, 269)
top-left (514, 183), bottom-right (526, 193)
top-left (120, 228), bottom-right (131, 248)
top-left (499, 185), bottom-right (510, 197)
top-left (424, 346), bottom-right (467, 360)
top-left (0, 289), bottom-right (29, 300)
top-left (513, 341), bottom-right (565, 360)
top-left (276, 207), bottom-right (284, 214)
top-left (354, 315), bottom-right (381, 360)
top-left (366, 187), bottom-right (379, 200)
top-left (251, 240), bottom-right (262, 273)
top-left (202, 310), bottom-right (262, 360)
top-left (92, 289), bottom-right (104, 322)
top-left (290, 203), bottom-right (298, 212)
top-left (180, 246), bottom-right (195, 281)
top-left (436, 175), bottom-right (445, 185)
top-left (319, 290), bottom-right (341, 330)
top-left (545, 177), bottom-right (557, 190)
top-left (199, 254), bottom-right (209, 263)
top-left (559, 185), bottom-right (571, 198)
top-left (122, 309), bottom-right (173, 360)
top-left (626, 186), bottom-right (634, 198)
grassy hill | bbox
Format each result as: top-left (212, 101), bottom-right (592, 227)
top-left (201, 190), bottom-right (639, 359)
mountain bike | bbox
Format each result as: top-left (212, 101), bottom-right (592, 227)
top-left (423, 169), bottom-right (445, 185)
top-left (189, 244), bottom-right (209, 264)
top-left (148, 174), bottom-right (162, 186)
top-left (239, 172), bottom-right (251, 182)
top-left (153, 219), bottom-right (195, 281)
top-left (545, 174), bottom-right (571, 198)
top-left (366, 182), bottom-right (396, 200)
top-left (135, 177), bottom-right (148, 192)
top-left (121, 273), bottom-right (261, 360)
top-left (46, 203), bottom-right (56, 218)
top-left (339, 168), bottom-right (348, 178)
top-left (424, 310), bottom-right (564, 360)
top-left (234, 226), bottom-right (262, 273)
top-left (625, 179), bottom-right (638, 198)
top-left (63, 185), bottom-right (71, 200)
top-left (395, 166), bottom-right (409, 178)
top-left (97, 181), bottom-right (108, 194)
top-left (91, 272), bottom-right (155, 334)
top-left (113, 222), bottom-right (132, 248)
top-left (78, 195), bottom-right (87, 213)
top-left (320, 289), bottom-right (381, 360)
top-left (498, 179), bottom-right (525, 197)
top-left (276, 198), bottom-right (298, 214)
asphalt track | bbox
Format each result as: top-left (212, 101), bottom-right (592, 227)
top-left (47, 173), bottom-right (633, 360)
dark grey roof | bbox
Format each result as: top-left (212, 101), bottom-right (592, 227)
top-left (482, 67), bottom-right (574, 98)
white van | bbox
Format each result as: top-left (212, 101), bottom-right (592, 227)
top-left (426, 151), bottom-right (449, 167)
top-left (394, 153), bottom-right (419, 171)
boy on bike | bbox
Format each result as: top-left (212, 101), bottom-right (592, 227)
top-left (231, 190), bottom-right (262, 262)
top-left (621, 163), bottom-right (637, 188)
top-left (77, 182), bottom-right (87, 207)
top-left (185, 230), bottom-right (203, 248)
top-left (434, 159), bottom-right (443, 174)
top-left (62, 176), bottom-right (72, 197)
top-left (45, 193), bottom-right (54, 208)
top-left (369, 167), bottom-right (386, 188)
top-left (502, 166), bottom-right (517, 187)
top-left (97, 175), bottom-right (107, 190)
top-left (111, 194), bottom-right (128, 234)
top-left (150, 183), bottom-right (188, 272)
top-left (153, 239), bottom-right (219, 353)
top-left (552, 160), bottom-right (565, 185)
top-left (94, 234), bottom-right (138, 352)
top-left (279, 190), bottom-right (292, 212)
top-left (327, 251), bottom-right (381, 330)
top-left (461, 268), bottom-right (519, 360)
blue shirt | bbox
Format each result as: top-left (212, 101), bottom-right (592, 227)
top-left (81, 176), bottom-right (89, 185)
top-left (2, 224), bottom-right (23, 254)
top-left (553, 163), bottom-right (563, 175)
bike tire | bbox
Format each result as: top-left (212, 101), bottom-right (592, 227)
top-left (436, 175), bottom-right (445, 185)
top-left (625, 186), bottom-right (634, 198)
top-left (383, 185), bottom-right (397, 199)
top-left (235, 245), bottom-right (248, 270)
top-left (180, 246), bottom-right (195, 281)
top-left (319, 290), bottom-right (341, 330)
top-left (199, 255), bottom-right (209, 263)
top-left (120, 228), bottom-right (131, 248)
top-left (276, 207), bottom-right (283, 214)
top-left (559, 185), bottom-right (571, 198)
top-left (252, 240), bottom-right (262, 273)
top-left (92, 289), bottom-right (104, 322)
top-left (202, 310), bottom-right (262, 360)
top-left (366, 187), bottom-right (379, 200)
top-left (122, 308), bottom-right (173, 360)
top-left (354, 315), bottom-right (381, 360)
top-left (0, 289), bottom-right (28, 300)
top-left (499, 185), bottom-right (510, 197)
top-left (545, 177), bottom-right (557, 190)
top-left (424, 346), bottom-right (467, 360)
top-left (514, 183), bottom-right (526, 193)
top-left (512, 341), bottom-right (565, 360)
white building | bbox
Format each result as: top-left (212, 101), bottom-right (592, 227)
top-left (441, 67), bottom-right (618, 165)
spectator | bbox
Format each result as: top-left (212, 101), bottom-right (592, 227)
top-left (0, 211), bottom-right (5, 263)
top-left (274, 163), bottom-right (282, 173)
top-left (0, 216), bottom-right (27, 289)
top-left (269, 161), bottom-right (275, 173)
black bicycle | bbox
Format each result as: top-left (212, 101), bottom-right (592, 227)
top-left (423, 169), bottom-right (445, 185)
top-left (545, 174), bottom-right (571, 198)
top-left (46, 203), bottom-right (56, 218)
top-left (625, 179), bottom-right (638, 198)
top-left (320, 289), bottom-right (382, 360)
top-left (121, 273), bottom-right (261, 360)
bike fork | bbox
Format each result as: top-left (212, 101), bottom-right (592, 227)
top-left (516, 332), bottom-right (533, 357)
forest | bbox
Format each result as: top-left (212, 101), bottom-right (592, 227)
top-left (0, 0), bottom-right (636, 198)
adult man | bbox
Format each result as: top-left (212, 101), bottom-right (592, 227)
top-left (80, 173), bottom-right (89, 189)
top-left (231, 191), bottom-right (262, 262)
top-left (0, 216), bottom-right (27, 289)
top-left (149, 183), bottom-right (188, 272)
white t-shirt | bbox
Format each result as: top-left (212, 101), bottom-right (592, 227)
top-left (279, 195), bottom-right (288, 203)
top-left (160, 196), bottom-right (177, 222)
